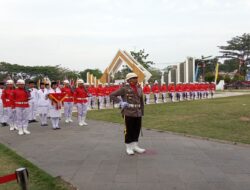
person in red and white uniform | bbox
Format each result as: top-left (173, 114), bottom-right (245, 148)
top-left (168, 82), bottom-right (175, 102)
top-left (61, 80), bottom-right (74, 123)
top-left (37, 82), bottom-right (50, 126)
top-left (152, 81), bottom-right (160, 104)
top-left (143, 82), bottom-right (151, 104)
top-left (13, 79), bottom-right (31, 135)
top-left (97, 83), bottom-right (105, 109)
top-left (104, 83), bottom-right (111, 107)
top-left (48, 81), bottom-right (62, 130)
top-left (74, 79), bottom-right (89, 126)
top-left (175, 82), bottom-right (182, 101)
top-left (1, 80), bottom-right (17, 131)
top-left (88, 84), bottom-right (97, 109)
top-left (209, 82), bottom-right (216, 98)
top-left (161, 82), bottom-right (167, 103)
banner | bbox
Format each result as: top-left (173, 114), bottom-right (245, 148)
top-left (48, 93), bottom-right (67, 109)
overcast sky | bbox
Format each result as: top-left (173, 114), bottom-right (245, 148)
top-left (0, 0), bottom-right (250, 71)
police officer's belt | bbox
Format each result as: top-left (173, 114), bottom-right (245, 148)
top-left (16, 102), bottom-right (28, 104)
top-left (76, 98), bottom-right (87, 100)
top-left (128, 104), bottom-right (141, 108)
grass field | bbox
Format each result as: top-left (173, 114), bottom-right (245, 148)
top-left (87, 95), bottom-right (250, 144)
top-left (0, 143), bottom-right (75, 190)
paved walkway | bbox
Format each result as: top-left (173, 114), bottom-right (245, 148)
top-left (0, 118), bottom-right (250, 190)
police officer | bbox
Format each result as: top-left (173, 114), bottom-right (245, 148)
top-left (110, 72), bottom-right (145, 155)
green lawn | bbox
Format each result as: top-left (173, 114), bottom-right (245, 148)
top-left (0, 143), bottom-right (75, 190)
top-left (87, 95), bottom-right (250, 144)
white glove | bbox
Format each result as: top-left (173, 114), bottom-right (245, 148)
top-left (120, 101), bottom-right (129, 109)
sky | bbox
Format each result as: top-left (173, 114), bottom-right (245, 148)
top-left (0, 0), bottom-right (250, 71)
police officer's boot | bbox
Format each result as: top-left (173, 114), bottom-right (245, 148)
top-left (132, 142), bottom-right (146, 153)
top-left (125, 143), bottom-right (134, 155)
top-left (23, 126), bottom-right (31, 134)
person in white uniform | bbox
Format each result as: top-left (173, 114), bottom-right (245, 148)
top-left (48, 82), bottom-right (62, 130)
top-left (28, 81), bottom-right (39, 123)
top-left (37, 82), bottom-right (50, 126)
top-left (0, 81), bottom-right (8, 127)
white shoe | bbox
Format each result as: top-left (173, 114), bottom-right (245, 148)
top-left (132, 142), bottom-right (146, 153)
top-left (65, 119), bottom-right (69, 123)
top-left (125, 144), bottom-right (135, 155)
top-left (79, 122), bottom-right (84, 126)
top-left (23, 128), bottom-right (31, 135)
top-left (18, 129), bottom-right (24, 135)
top-left (69, 119), bottom-right (73, 122)
top-left (10, 125), bottom-right (15, 131)
top-left (82, 121), bottom-right (88, 126)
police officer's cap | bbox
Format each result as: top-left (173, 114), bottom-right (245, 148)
top-left (126, 73), bottom-right (138, 81)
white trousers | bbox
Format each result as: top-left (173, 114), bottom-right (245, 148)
top-left (145, 94), bottom-right (150, 104)
top-left (51, 117), bottom-right (59, 129)
top-left (16, 107), bottom-right (29, 129)
top-left (77, 103), bottom-right (88, 122)
top-left (29, 101), bottom-right (37, 120)
top-left (0, 103), bottom-right (8, 123)
top-left (6, 107), bottom-right (16, 126)
top-left (64, 102), bottom-right (73, 119)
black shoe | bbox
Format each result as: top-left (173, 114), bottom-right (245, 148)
top-left (52, 128), bottom-right (57, 130)
top-left (33, 120), bottom-right (38, 122)
top-left (56, 127), bottom-right (61, 130)
top-left (28, 120), bottom-right (32, 123)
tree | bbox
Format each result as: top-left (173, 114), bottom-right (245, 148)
top-left (218, 33), bottom-right (250, 75)
top-left (130, 49), bottom-right (155, 69)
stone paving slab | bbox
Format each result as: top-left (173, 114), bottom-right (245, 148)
top-left (1, 119), bottom-right (250, 190)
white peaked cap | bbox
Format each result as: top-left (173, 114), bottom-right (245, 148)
top-left (77, 79), bottom-right (84, 83)
top-left (6, 80), bottom-right (14, 85)
top-left (63, 80), bottom-right (69, 84)
top-left (17, 79), bottom-right (25, 85)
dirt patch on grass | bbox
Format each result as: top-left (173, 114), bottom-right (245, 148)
top-left (240, 117), bottom-right (250, 121)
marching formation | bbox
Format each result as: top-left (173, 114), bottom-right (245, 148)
top-left (0, 79), bottom-right (93, 135)
top-left (0, 78), bottom-right (216, 137)
top-left (143, 81), bottom-right (216, 104)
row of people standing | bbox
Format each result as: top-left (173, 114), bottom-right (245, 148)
top-left (143, 81), bottom-right (216, 104)
top-left (0, 79), bottom-right (93, 135)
